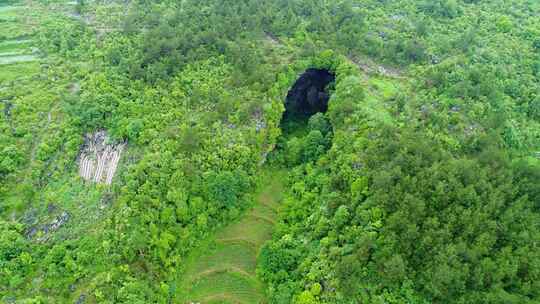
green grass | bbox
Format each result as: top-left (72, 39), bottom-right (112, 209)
top-left (175, 168), bottom-right (285, 304)
top-left (186, 272), bottom-right (266, 304)
top-left (0, 60), bottom-right (39, 82)
top-left (0, 3), bottom-right (38, 80)
top-left (217, 216), bottom-right (275, 247)
top-left (367, 76), bottom-right (401, 99)
top-left (359, 75), bottom-right (405, 125)
top-left (184, 243), bottom-right (258, 279)
top-left (0, 4), bottom-right (34, 40)
top-left (251, 204), bottom-right (277, 224)
top-left (0, 39), bottom-right (31, 52)
top-left (0, 54), bottom-right (37, 64)
top-left (0, 5), bottom-right (22, 16)
top-left (254, 169), bottom-right (286, 207)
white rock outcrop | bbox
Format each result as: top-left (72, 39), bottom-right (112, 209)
top-left (78, 131), bottom-right (125, 185)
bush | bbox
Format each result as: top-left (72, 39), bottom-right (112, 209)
top-left (307, 113), bottom-right (332, 135)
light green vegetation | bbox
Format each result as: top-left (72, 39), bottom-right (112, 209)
top-left (0, 61), bottom-right (39, 82)
top-left (0, 40), bottom-right (32, 52)
top-left (0, 54), bottom-right (36, 64)
top-left (176, 169), bottom-right (285, 304)
top-left (359, 75), bottom-right (403, 125)
top-left (0, 4), bottom-right (28, 40)
top-left (0, 0), bottom-right (539, 303)
top-left (0, 3), bottom-right (38, 74)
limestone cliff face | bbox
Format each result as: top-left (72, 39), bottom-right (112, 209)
top-left (78, 131), bottom-right (125, 185)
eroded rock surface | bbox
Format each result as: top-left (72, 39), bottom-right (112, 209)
top-left (26, 211), bottom-right (70, 242)
top-left (78, 131), bottom-right (125, 185)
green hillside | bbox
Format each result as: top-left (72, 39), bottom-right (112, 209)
top-left (1, 0), bottom-right (539, 304)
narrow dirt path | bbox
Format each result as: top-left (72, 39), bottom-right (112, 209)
top-left (175, 168), bottom-right (285, 304)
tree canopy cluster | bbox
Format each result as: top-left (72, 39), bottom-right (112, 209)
top-left (0, 0), bottom-right (539, 303)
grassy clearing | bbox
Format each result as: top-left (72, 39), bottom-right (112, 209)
top-left (0, 39), bottom-right (31, 52)
top-left (0, 5), bottom-right (21, 17)
top-left (176, 168), bottom-right (285, 304)
top-left (359, 75), bottom-right (406, 125)
top-left (184, 243), bottom-right (258, 279)
top-left (0, 2), bottom-right (38, 79)
top-left (251, 204), bottom-right (277, 224)
top-left (0, 13), bottom-right (27, 39)
top-left (0, 50), bottom-right (28, 56)
top-left (0, 54), bottom-right (36, 64)
top-left (188, 272), bottom-right (265, 304)
top-left (0, 2), bottom-right (36, 43)
top-left (217, 216), bottom-right (275, 247)
top-left (0, 60), bottom-right (39, 82)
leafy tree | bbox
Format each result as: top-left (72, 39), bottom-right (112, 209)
top-left (308, 113), bottom-right (332, 136)
top-left (205, 170), bottom-right (250, 208)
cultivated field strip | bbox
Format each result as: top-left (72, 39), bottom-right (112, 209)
top-left (177, 170), bottom-right (285, 304)
top-left (188, 272), bottom-right (266, 304)
top-left (0, 4), bottom-right (38, 66)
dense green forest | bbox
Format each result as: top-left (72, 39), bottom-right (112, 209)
top-left (0, 0), bottom-right (539, 303)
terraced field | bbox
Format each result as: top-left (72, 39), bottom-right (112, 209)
top-left (0, 2), bottom-right (39, 83)
top-left (176, 169), bottom-right (285, 304)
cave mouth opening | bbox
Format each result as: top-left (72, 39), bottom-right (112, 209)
top-left (281, 68), bottom-right (335, 133)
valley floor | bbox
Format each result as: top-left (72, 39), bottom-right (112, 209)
top-left (176, 168), bottom-right (286, 304)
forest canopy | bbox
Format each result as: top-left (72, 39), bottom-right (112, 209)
top-left (0, 0), bottom-right (539, 303)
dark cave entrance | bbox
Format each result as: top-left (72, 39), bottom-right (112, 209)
top-left (281, 68), bottom-right (335, 133)
top-left (269, 68), bottom-right (336, 166)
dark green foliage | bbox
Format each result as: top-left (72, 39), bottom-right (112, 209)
top-left (419, 0), bottom-right (460, 18)
top-left (308, 113), bottom-right (332, 136)
top-left (0, 221), bottom-right (30, 289)
top-left (205, 170), bottom-right (250, 208)
top-left (277, 127), bottom-right (332, 167)
top-left (303, 130), bottom-right (326, 162)
top-left (262, 125), bottom-right (540, 303)
top-left (0, 145), bottom-right (23, 177)
top-left (2, 0), bottom-right (540, 303)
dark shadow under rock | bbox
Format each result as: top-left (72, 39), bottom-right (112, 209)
top-left (284, 68), bottom-right (335, 119)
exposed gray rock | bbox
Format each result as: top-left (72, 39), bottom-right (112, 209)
top-left (255, 119), bottom-right (266, 132)
top-left (450, 105), bottom-right (461, 113)
top-left (27, 211), bottom-right (71, 242)
top-left (1, 99), bottom-right (13, 118)
top-left (48, 211), bottom-right (70, 232)
top-left (26, 226), bottom-right (39, 239)
top-left (47, 203), bottom-right (58, 214)
top-left (21, 208), bottom-right (38, 226)
top-left (99, 192), bottom-right (114, 210)
top-left (75, 294), bottom-right (86, 304)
